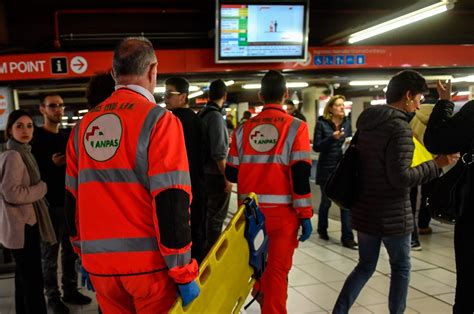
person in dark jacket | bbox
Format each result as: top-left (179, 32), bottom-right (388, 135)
top-left (333, 70), bottom-right (457, 314)
top-left (164, 77), bottom-right (208, 263)
top-left (285, 99), bottom-right (307, 122)
top-left (313, 95), bottom-right (356, 249)
top-left (424, 80), bottom-right (473, 314)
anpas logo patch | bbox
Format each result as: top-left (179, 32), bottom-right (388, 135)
top-left (84, 114), bottom-right (122, 161)
top-left (249, 124), bottom-right (279, 152)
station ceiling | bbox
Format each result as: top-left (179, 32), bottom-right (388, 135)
top-left (1, 0), bottom-right (474, 106)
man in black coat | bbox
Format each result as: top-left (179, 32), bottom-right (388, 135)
top-left (164, 77), bottom-right (208, 263)
top-left (424, 80), bottom-right (474, 314)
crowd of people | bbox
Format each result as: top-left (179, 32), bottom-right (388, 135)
top-left (0, 36), bottom-right (472, 314)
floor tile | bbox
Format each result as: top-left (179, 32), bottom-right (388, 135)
top-left (289, 266), bottom-right (321, 287)
top-left (415, 268), bottom-right (456, 288)
top-left (409, 272), bottom-right (454, 296)
top-left (408, 297), bottom-right (453, 313)
top-left (295, 283), bottom-right (346, 311)
top-left (298, 262), bottom-right (347, 283)
top-left (433, 293), bottom-right (455, 306)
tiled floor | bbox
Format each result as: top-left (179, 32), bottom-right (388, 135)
top-left (0, 192), bottom-right (457, 313)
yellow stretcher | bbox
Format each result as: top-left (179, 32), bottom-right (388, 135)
top-left (170, 193), bottom-right (261, 314)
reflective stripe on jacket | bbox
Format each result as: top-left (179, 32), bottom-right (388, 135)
top-left (66, 88), bottom-right (197, 282)
top-left (227, 104), bottom-right (313, 218)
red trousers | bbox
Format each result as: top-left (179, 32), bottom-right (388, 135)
top-left (258, 207), bottom-right (299, 314)
top-left (90, 271), bottom-right (176, 314)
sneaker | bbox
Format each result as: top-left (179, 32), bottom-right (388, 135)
top-left (48, 298), bottom-right (70, 314)
top-left (342, 239), bottom-right (358, 250)
top-left (62, 290), bottom-right (92, 305)
top-left (411, 241), bottom-right (422, 251)
top-left (419, 227), bottom-right (432, 235)
top-left (318, 231), bottom-right (329, 241)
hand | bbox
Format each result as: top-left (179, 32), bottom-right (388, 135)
top-left (299, 218), bottom-right (313, 242)
top-left (434, 153), bottom-right (460, 168)
top-left (178, 280), bottom-right (200, 306)
top-left (52, 152), bottom-right (66, 166)
top-left (437, 80), bottom-right (457, 101)
top-left (333, 130), bottom-right (344, 140)
top-left (224, 180), bottom-right (233, 193)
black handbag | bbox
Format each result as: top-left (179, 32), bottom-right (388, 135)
top-left (325, 131), bottom-right (359, 209)
top-left (426, 142), bottom-right (473, 224)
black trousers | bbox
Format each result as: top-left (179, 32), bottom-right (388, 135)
top-left (10, 224), bottom-right (47, 314)
top-left (418, 180), bottom-right (435, 229)
top-left (453, 219), bottom-right (474, 313)
top-left (190, 191), bottom-right (207, 264)
top-left (41, 206), bottom-right (78, 300)
top-left (204, 174), bottom-right (231, 253)
top-left (409, 187), bottom-right (420, 243)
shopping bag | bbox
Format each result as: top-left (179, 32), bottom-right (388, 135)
top-left (325, 131), bottom-right (359, 209)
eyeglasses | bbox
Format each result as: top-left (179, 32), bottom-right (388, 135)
top-left (163, 91), bottom-right (182, 98)
top-left (46, 103), bottom-right (66, 109)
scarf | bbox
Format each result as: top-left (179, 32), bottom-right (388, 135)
top-left (7, 139), bottom-right (57, 244)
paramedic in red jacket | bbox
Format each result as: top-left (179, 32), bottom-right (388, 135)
top-left (226, 70), bottom-right (314, 313)
top-left (65, 37), bottom-right (199, 313)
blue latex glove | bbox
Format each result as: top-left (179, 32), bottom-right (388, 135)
top-left (80, 266), bottom-right (94, 292)
top-left (178, 280), bottom-right (200, 307)
top-left (299, 218), bottom-right (313, 242)
top-left (75, 258), bottom-right (94, 291)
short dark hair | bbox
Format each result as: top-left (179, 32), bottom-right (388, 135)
top-left (260, 70), bottom-right (286, 103)
top-left (5, 109), bottom-right (33, 140)
top-left (40, 93), bottom-right (62, 106)
top-left (113, 37), bottom-right (156, 77)
top-left (165, 77), bottom-right (190, 94)
top-left (86, 72), bottom-right (116, 108)
top-left (209, 79), bottom-right (227, 101)
top-left (386, 70), bottom-right (428, 104)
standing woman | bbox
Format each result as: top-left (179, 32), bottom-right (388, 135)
top-left (313, 95), bottom-right (357, 249)
top-left (0, 110), bottom-right (56, 314)
top-left (332, 71), bottom-right (457, 314)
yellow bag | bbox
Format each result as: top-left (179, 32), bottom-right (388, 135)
top-left (411, 136), bottom-right (433, 167)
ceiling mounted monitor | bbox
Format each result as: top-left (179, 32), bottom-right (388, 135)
top-left (215, 0), bottom-right (309, 63)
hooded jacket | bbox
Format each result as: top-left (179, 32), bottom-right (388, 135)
top-left (351, 105), bottom-right (439, 236)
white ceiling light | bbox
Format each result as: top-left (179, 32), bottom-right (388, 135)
top-left (349, 80), bottom-right (389, 86)
top-left (78, 109), bottom-right (89, 114)
top-left (371, 99), bottom-right (387, 105)
top-left (154, 86), bottom-right (200, 93)
top-left (188, 91), bottom-right (204, 99)
top-left (423, 75), bottom-right (453, 81)
top-left (242, 82), bottom-right (308, 89)
top-left (225, 80), bottom-right (235, 86)
top-left (286, 82), bottom-right (309, 88)
top-left (242, 84), bottom-right (261, 89)
top-left (348, 1), bottom-right (455, 44)
top-left (452, 75), bottom-right (474, 83)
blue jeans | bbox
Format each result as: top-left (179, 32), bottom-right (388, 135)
top-left (317, 183), bottom-right (354, 242)
top-left (333, 232), bottom-right (411, 314)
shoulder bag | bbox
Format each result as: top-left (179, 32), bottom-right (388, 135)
top-left (427, 140), bottom-right (473, 224)
top-left (325, 131), bottom-right (359, 209)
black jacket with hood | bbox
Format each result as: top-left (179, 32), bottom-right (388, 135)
top-left (351, 105), bottom-right (439, 236)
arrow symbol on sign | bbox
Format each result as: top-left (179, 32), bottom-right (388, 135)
top-left (73, 59), bottom-right (85, 71)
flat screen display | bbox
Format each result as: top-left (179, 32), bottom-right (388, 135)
top-left (216, 1), bottom-right (309, 63)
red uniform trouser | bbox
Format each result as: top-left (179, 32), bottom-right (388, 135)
top-left (258, 206), bottom-right (299, 314)
top-left (90, 270), bottom-right (176, 314)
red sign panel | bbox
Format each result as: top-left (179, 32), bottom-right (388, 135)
top-left (1, 45), bottom-right (473, 82)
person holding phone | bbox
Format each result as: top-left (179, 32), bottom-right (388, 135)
top-left (313, 95), bottom-right (357, 249)
top-left (31, 94), bottom-right (91, 314)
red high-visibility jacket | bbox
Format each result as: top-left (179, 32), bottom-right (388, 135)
top-left (66, 87), bottom-right (197, 284)
top-left (227, 104), bottom-right (313, 218)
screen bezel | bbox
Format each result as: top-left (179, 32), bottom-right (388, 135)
top-left (215, 0), bottom-right (309, 63)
